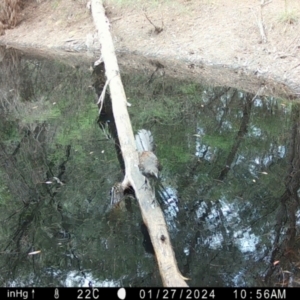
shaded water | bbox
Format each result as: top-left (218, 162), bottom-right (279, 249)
top-left (0, 47), bottom-right (300, 287)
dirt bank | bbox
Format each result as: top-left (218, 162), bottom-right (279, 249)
top-left (0, 0), bottom-right (299, 98)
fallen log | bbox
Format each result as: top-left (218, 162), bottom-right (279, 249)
top-left (90, 0), bottom-right (188, 287)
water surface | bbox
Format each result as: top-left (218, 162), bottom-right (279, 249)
top-left (0, 47), bottom-right (299, 287)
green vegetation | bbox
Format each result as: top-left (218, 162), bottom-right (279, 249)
top-left (279, 0), bottom-right (299, 24)
top-left (278, 9), bottom-right (298, 24)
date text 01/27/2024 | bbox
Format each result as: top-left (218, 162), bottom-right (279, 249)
top-left (139, 289), bottom-right (215, 299)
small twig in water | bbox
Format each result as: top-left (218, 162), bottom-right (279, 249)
top-left (97, 71), bottom-right (118, 115)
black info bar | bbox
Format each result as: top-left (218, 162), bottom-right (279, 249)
top-left (1, 287), bottom-right (293, 300)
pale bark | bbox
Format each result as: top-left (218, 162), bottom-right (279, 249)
top-left (91, 0), bottom-right (188, 287)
